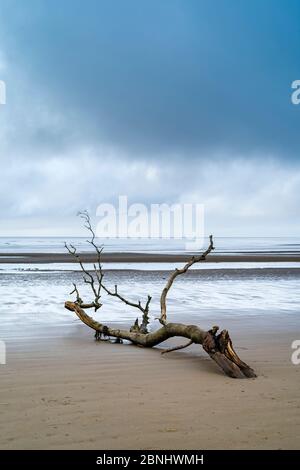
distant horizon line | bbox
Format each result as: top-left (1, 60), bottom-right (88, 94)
top-left (0, 236), bottom-right (299, 239)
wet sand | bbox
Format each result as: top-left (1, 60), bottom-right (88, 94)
top-left (0, 317), bottom-right (300, 450)
top-left (1, 251), bottom-right (300, 264)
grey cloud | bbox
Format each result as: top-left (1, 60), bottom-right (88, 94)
top-left (0, 0), bottom-right (299, 236)
top-left (0, 0), bottom-right (300, 160)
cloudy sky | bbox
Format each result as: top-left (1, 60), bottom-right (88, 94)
top-left (0, 0), bottom-right (299, 236)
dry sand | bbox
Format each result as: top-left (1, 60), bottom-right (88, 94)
top-left (0, 319), bottom-right (299, 450)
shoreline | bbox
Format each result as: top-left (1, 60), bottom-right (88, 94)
top-left (1, 251), bottom-right (300, 264)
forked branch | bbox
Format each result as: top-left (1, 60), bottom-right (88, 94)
top-left (65, 212), bottom-right (152, 331)
top-left (102, 283), bottom-right (151, 333)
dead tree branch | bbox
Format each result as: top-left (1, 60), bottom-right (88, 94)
top-left (64, 215), bottom-right (256, 379)
top-left (65, 301), bottom-right (256, 378)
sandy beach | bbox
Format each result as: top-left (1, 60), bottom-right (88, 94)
top-left (0, 319), bottom-right (299, 449)
top-left (0, 241), bottom-right (300, 450)
top-left (0, 261), bottom-right (300, 450)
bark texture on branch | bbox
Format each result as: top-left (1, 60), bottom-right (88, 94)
top-left (65, 301), bottom-right (256, 379)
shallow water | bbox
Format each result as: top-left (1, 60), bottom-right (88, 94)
top-left (1, 236), bottom-right (300, 341)
top-left (1, 269), bottom-right (299, 340)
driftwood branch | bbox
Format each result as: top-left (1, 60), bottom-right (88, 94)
top-left (65, 301), bottom-right (256, 378)
top-left (64, 214), bottom-right (256, 379)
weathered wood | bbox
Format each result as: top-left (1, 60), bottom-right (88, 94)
top-left (159, 235), bottom-right (214, 325)
top-left (65, 301), bottom-right (256, 378)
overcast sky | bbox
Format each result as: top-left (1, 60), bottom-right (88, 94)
top-left (0, 0), bottom-right (299, 236)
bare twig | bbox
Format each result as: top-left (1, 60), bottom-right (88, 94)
top-left (101, 283), bottom-right (152, 333)
top-left (65, 226), bottom-right (102, 311)
top-left (161, 339), bottom-right (193, 355)
top-left (78, 210), bottom-right (104, 283)
top-left (69, 283), bottom-right (99, 310)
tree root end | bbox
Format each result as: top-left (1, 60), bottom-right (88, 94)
top-left (203, 328), bottom-right (256, 378)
